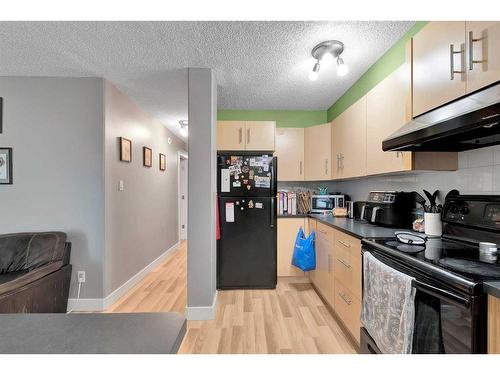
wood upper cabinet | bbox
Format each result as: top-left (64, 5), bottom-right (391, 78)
top-left (412, 22), bottom-right (467, 117)
top-left (331, 96), bottom-right (367, 179)
top-left (277, 218), bottom-right (306, 277)
top-left (245, 121), bottom-right (276, 151)
top-left (275, 127), bottom-right (304, 181)
top-left (304, 123), bottom-right (332, 181)
top-left (217, 121), bottom-right (276, 151)
top-left (366, 65), bottom-right (412, 175)
top-left (466, 22), bottom-right (500, 93)
top-left (217, 121), bottom-right (246, 151)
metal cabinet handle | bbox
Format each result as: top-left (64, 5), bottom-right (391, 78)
top-left (247, 128), bottom-right (250, 144)
top-left (337, 239), bottom-right (351, 248)
top-left (325, 159), bottom-right (328, 175)
top-left (318, 229), bottom-right (327, 234)
top-left (299, 160), bottom-right (303, 176)
top-left (339, 292), bottom-right (352, 306)
top-left (468, 31), bottom-right (482, 70)
top-left (238, 128), bottom-right (243, 144)
top-left (336, 153), bottom-right (340, 171)
top-left (337, 258), bottom-right (351, 269)
top-left (450, 44), bottom-right (464, 80)
top-left (340, 153), bottom-right (344, 170)
top-left (328, 254), bottom-right (332, 273)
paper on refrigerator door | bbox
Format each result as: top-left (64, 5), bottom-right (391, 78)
top-left (221, 169), bottom-right (230, 192)
top-left (225, 202), bottom-right (235, 222)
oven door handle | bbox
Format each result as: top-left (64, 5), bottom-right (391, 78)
top-left (412, 279), bottom-right (471, 307)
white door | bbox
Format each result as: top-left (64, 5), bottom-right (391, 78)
top-left (180, 157), bottom-right (188, 240)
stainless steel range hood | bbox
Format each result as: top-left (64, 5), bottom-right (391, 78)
top-left (382, 82), bottom-right (500, 152)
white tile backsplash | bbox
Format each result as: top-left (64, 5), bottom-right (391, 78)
top-left (278, 145), bottom-right (500, 202)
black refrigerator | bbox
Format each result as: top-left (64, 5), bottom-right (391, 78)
top-left (217, 152), bottom-right (277, 290)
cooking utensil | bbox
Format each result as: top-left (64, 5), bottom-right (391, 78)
top-left (412, 191), bottom-right (427, 210)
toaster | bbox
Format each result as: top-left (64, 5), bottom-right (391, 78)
top-left (362, 191), bottom-right (414, 228)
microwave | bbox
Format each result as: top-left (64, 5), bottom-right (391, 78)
top-left (311, 195), bottom-right (346, 213)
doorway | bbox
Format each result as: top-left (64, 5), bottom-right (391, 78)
top-left (178, 151), bottom-right (188, 241)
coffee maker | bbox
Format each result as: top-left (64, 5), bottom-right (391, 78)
top-left (362, 191), bottom-right (414, 228)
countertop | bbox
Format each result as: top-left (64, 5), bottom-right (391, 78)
top-left (484, 281), bottom-right (500, 299)
top-left (308, 214), bottom-right (408, 239)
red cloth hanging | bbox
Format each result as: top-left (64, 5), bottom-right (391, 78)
top-left (216, 193), bottom-right (221, 240)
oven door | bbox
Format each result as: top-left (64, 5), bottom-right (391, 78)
top-left (360, 247), bottom-right (485, 354)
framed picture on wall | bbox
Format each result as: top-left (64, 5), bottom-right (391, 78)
top-left (159, 153), bottom-right (166, 171)
top-left (143, 147), bottom-right (153, 167)
top-left (119, 137), bottom-right (132, 162)
top-left (0, 148), bottom-right (12, 184)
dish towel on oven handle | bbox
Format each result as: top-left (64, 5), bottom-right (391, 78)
top-left (360, 252), bottom-right (416, 354)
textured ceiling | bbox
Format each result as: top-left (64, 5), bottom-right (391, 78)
top-left (0, 21), bottom-right (414, 138)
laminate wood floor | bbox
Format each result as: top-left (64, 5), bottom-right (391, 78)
top-left (106, 241), bottom-right (357, 354)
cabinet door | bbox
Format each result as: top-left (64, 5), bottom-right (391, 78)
top-left (245, 121), bottom-right (276, 151)
top-left (413, 22), bottom-right (466, 117)
top-left (275, 128), bottom-right (304, 181)
top-left (466, 22), bottom-right (500, 93)
top-left (366, 65), bottom-right (412, 175)
top-left (331, 96), bottom-right (367, 179)
top-left (304, 123), bottom-right (332, 181)
top-left (314, 223), bottom-right (334, 306)
top-left (277, 218), bottom-right (306, 277)
top-left (217, 121), bottom-right (245, 151)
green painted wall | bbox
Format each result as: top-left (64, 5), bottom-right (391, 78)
top-left (217, 110), bottom-right (327, 128)
top-left (327, 21), bottom-right (428, 122)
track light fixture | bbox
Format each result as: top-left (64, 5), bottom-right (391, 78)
top-left (179, 120), bottom-right (188, 137)
top-left (309, 40), bottom-right (348, 81)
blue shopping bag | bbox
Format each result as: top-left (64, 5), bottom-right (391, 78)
top-left (291, 227), bottom-right (316, 272)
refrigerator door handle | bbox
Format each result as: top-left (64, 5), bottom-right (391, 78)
top-left (270, 197), bottom-right (275, 228)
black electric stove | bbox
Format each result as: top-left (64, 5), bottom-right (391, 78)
top-left (361, 195), bottom-right (500, 354)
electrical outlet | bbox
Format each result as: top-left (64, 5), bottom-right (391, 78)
top-left (77, 271), bottom-right (86, 283)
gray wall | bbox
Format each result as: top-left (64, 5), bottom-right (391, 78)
top-left (187, 68), bottom-right (217, 315)
top-left (103, 80), bottom-right (187, 296)
top-left (0, 77), bottom-right (105, 299)
top-left (279, 146), bottom-right (500, 205)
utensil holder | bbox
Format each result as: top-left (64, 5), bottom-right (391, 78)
top-left (424, 213), bottom-right (442, 237)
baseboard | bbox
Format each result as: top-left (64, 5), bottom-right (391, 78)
top-left (185, 290), bottom-right (218, 320)
top-left (67, 241), bottom-right (180, 312)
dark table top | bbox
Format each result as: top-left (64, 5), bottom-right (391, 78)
top-left (0, 312), bottom-right (186, 354)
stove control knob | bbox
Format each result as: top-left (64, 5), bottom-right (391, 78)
top-left (450, 204), bottom-right (459, 214)
top-left (460, 205), bottom-right (470, 215)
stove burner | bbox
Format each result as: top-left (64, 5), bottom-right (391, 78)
top-left (385, 240), bottom-right (426, 254)
top-left (438, 257), bottom-right (500, 279)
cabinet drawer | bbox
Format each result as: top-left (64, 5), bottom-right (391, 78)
top-left (316, 222), bottom-right (334, 244)
top-left (334, 280), bottom-right (361, 344)
top-left (334, 246), bottom-right (362, 301)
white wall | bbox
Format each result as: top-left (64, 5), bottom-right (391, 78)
top-left (279, 146), bottom-right (500, 204)
top-left (103, 80), bottom-right (187, 298)
top-left (0, 77), bottom-right (105, 299)
top-left (186, 68), bottom-right (217, 320)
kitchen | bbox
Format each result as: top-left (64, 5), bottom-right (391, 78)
top-left (214, 21), bottom-right (500, 354)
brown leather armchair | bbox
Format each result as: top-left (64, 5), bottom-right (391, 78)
top-left (0, 232), bottom-right (72, 313)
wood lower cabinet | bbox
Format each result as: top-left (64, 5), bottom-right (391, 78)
top-left (488, 294), bottom-right (500, 353)
top-left (305, 123), bottom-right (331, 181)
top-left (277, 218), bottom-right (306, 277)
top-left (331, 96), bottom-right (367, 179)
top-left (308, 219), bottom-right (362, 344)
top-left (412, 21), bottom-right (467, 117)
top-left (466, 21), bottom-right (500, 93)
top-left (275, 127), bottom-right (304, 181)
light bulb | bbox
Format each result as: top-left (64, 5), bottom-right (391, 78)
top-left (179, 126), bottom-right (188, 137)
top-left (309, 61), bottom-right (320, 81)
top-left (337, 58), bottom-right (349, 76)
top-left (321, 52), bottom-right (334, 64)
